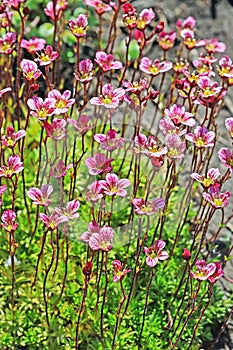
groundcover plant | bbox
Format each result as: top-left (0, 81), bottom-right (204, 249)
top-left (0, 0), bottom-right (233, 349)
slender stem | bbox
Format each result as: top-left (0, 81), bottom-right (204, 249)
top-left (100, 251), bottom-right (109, 342)
top-left (111, 279), bottom-right (127, 349)
top-left (137, 269), bottom-right (154, 348)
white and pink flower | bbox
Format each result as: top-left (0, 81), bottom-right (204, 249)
top-left (90, 83), bottom-right (125, 109)
top-left (164, 104), bottom-right (195, 127)
top-left (27, 185), bottom-right (53, 206)
top-left (202, 185), bottom-right (230, 208)
top-left (94, 129), bottom-right (124, 151)
top-left (144, 240), bottom-right (169, 268)
top-left (85, 153), bottom-right (113, 175)
top-left (132, 197), bottom-right (165, 216)
top-left (1, 126), bottom-right (26, 148)
top-left (185, 126), bottom-right (215, 148)
top-left (139, 57), bottom-right (173, 76)
top-left (0, 155), bottom-right (24, 178)
top-left (99, 173), bottom-right (131, 197)
top-left (95, 51), bottom-right (122, 72)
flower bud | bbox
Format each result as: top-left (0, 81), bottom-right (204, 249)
top-left (183, 248), bottom-right (191, 261)
top-left (23, 6), bottom-right (30, 15)
top-left (83, 261), bottom-right (92, 276)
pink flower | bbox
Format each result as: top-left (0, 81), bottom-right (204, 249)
top-left (85, 0), bottom-right (115, 15)
top-left (158, 30), bottom-right (176, 51)
top-left (122, 3), bottom-right (137, 29)
top-left (113, 260), bottom-right (130, 282)
top-left (50, 160), bottom-right (73, 178)
top-left (35, 45), bottom-right (59, 66)
top-left (202, 185), bottom-right (230, 208)
top-left (89, 226), bottom-right (114, 251)
top-left (21, 37), bottom-right (46, 54)
top-left (0, 155), bottom-right (24, 178)
top-left (20, 59), bottom-right (42, 81)
top-left (198, 52), bottom-right (218, 65)
top-left (208, 262), bottom-right (224, 283)
top-left (27, 96), bottom-right (56, 120)
top-left (44, 0), bottom-right (68, 20)
top-left (0, 32), bottom-right (16, 54)
top-left (164, 104), bottom-right (195, 127)
top-left (47, 89), bottom-right (75, 114)
top-left (81, 221), bottom-right (114, 251)
top-left (190, 260), bottom-right (217, 281)
top-left (1, 209), bottom-right (18, 232)
top-left (205, 38), bottom-right (226, 54)
top-left (197, 76), bottom-right (222, 100)
top-left (181, 29), bottom-right (205, 50)
top-left (159, 118), bottom-right (187, 137)
top-left (191, 168), bottom-right (220, 188)
top-left (1, 126), bottom-right (26, 148)
top-left (99, 173), bottom-right (131, 197)
top-left (94, 129), bottom-right (124, 151)
top-left (185, 126), bottom-right (215, 148)
top-left (176, 16), bottom-right (196, 32)
top-left (54, 199), bottom-right (80, 220)
top-left (134, 134), bottom-right (167, 159)
top-left (40, 211), bottom-right (69, 230)
top-left (137, 8), bottom-right (155, 30)
top-left (85, 153), bottom-right (113, 175)
top-left (90, 83), bottom-right (125, 109)
top-left (218, 56), bottom-right (233, 79)
top-left (0, 87), bottom-right (12, 98)
top-left (165, 134), bottom-right (186, 159)
top-left (27, 185), bottom-right (53, 206)
top-left (192, 59), bottom-right (214, 76)
top-left (68, 115), bottom-right (91, 135)
top-left (122, 3), bottom-right (136, 16)
top-left (68, 14), bottom-right (88, 38)
top-left (139, 57), bottom-right (173, 76)
top-left (44, 118), bottom-right (67, 140)
top-left (80, 220), bottom-right (100, 242)
top-left (144, 240), bottom-right (169, 268)
top-left (132, 197), bottom-right (165, 216)
top-left (122, 78), bottom-right (148, 94)
top-left (0, 185), bottom-right (6, 196)
top-left (95, 51), bottom-right (122, 72)
top-left (3, 0), bottom-right (25, 9)
top-left (75, 59), bottom-right (94, 83)
top-left (86, 180), bottom-right (103, 202)
top-left (225, 118), bottom-right (233, 137)
top-left (173, 60), bottom-right (190, 74)
top-left (0, 11), bottom-right (13, 29)
top-left (0, 184), bottom-right (7, 206)
top-left (175, 77), bottom-right (196, 99)
top-left (218, 148), bottom-right (233, 170)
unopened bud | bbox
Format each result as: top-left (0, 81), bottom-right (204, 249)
top-left (23, 6), bottom-right (30, 15)
top-left (154, 21), bottom-right (164, 34)
top-left (83, 261), bottom-right (92, 276)
top-left (183, 248), bottom-right (191, 261)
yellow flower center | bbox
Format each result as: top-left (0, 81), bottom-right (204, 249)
top-left (149, 66), bottom-right (159, 75)
top-left (56, 100), bottom-right (67, 109)
top-left (40, 53), bottom-right (50, 62)
top-left (213, 198), bottom-right (223, 207)
top-left (196, 138), bottom-right (205, 147)
top-left (203, 178), bottom-right (213, 187)
top-left (38, 108), bottom-right (48, 119)
top-left (72, 26), bottom-right (86, 36)
top-left (102, 97), bottom-right (112, 104)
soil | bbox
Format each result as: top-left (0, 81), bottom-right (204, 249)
top-left (130, 0), bottom-right (233, 349)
